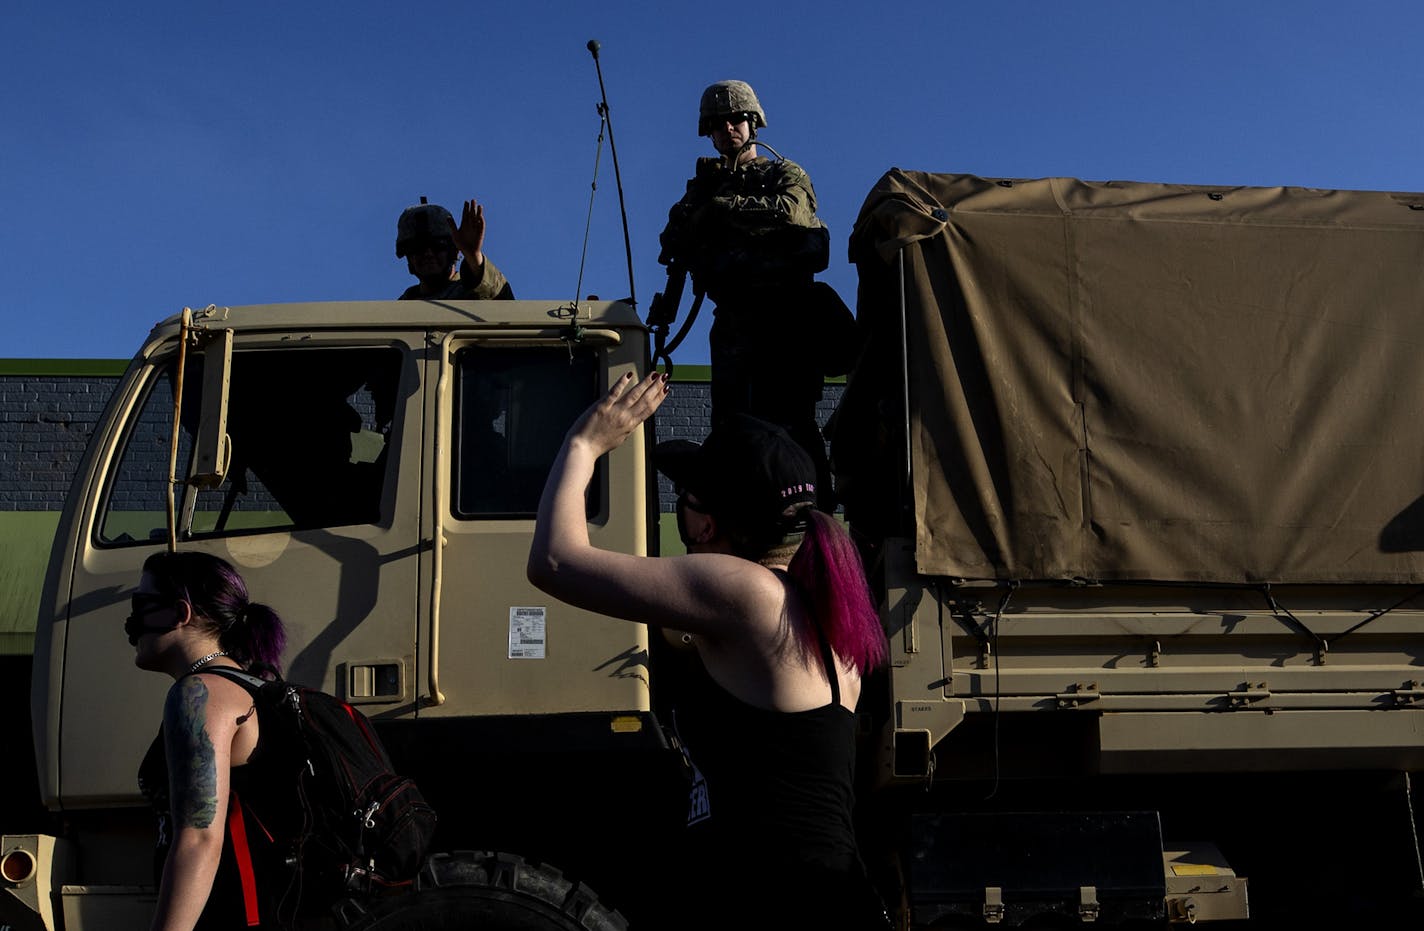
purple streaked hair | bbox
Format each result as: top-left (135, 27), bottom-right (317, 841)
top-left (141, 551), bottom-right (286, 678)
top-left (787, 510), bottom-right (887, 675)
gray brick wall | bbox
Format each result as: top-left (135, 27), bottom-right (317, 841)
top-left (651, 381), bottom-right (843, 512)
top-left (0, 372), bottom-right (842, 513)
top-left (0, 376), bottom-right (116, 510)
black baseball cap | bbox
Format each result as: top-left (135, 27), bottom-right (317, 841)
top-left (655, 414), bottom-right (817, 542)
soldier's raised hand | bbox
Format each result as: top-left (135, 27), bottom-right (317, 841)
top-left (447, 199), bottom-right (487, 268)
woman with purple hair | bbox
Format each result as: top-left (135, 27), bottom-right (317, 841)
top-left (129, 551), bottom-right (290, 931)
top-left (529, 372), bottom-right (890, 930)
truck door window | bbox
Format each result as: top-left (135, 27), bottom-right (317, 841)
top-left (453, 346), bottom-right (599, 518)
top-left (98, 347), bottom-right (403, 544)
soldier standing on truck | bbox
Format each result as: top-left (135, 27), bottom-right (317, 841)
top-left (396, 197), bottom-right (514, 300)
top-left (657, 80), bottom-right (856, 508)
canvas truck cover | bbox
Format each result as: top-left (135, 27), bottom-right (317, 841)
top-left (842, 170), bottom-right (1424, 583)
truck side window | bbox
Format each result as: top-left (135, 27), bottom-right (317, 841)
top-left (453, 346), bottom-right (599, 518)
top-left (98, 347), bottom-right (403, 544)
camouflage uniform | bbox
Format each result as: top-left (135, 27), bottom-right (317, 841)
top-left (660, 153), bottom-right (852, 508)
top-left (397, 256), bottom-right (513, 301)
top-left (661, 154), bottom-right (824, 289)
top-left (395, 200), bottom-right (515, 301)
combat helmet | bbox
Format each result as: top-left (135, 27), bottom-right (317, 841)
top-left (395, 197), bottom-right (455, 258)
top-left (698, 80), bottom-right (767, 136)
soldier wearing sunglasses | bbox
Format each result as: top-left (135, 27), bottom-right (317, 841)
top-left (395, 196), bottom-right (514, 301)
top-left (658, 81), bottom-right (855, 510)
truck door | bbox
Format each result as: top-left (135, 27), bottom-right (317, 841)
top-left (47, 333), bottom-right (426, 808)
top-left (419, 332), bottom-right (653, 726)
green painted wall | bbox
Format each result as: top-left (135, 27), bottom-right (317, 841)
top-left (0, 358), bottom-right (127, 376)
top-left (0, 512), bottom-right (60, 655)
top-left (658, 512), bottom-right (686, 558)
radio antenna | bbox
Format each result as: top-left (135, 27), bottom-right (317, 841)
top-left (587, 39), bottom-right (636, 309)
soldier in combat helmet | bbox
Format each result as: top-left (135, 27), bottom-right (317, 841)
top-left (396, 197), bottom-right (514, 300)
top-left (658, 81), bottom-right (855, 508)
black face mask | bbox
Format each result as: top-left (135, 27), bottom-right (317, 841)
top-left (125, 594), bottom-right (178, 646)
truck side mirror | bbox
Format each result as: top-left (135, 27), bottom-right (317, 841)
top-left (190, 328), bottom-right (233, 489)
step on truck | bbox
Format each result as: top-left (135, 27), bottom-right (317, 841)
top-left (4, 171), bottom-right (1424, 928)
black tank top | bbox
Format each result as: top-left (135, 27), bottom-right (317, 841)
top-left (670, 618), bottom-right (890, 929)
top-left (675, 619), bottom-right (859, 869)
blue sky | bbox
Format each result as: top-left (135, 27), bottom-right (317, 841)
top-left (4, 1), bottom-right (1420, 363)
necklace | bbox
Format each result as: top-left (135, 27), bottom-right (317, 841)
top-left (187, 650), bottom-right (229, 673)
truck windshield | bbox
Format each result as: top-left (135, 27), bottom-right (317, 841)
top-left (98, 346), bottom-right (403, 544)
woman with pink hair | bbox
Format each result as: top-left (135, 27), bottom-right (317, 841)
top-left (529, 372), bottom-right (889, 929)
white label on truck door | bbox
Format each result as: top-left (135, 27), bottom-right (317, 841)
top-left (508, 606), bottom-right (547, 659)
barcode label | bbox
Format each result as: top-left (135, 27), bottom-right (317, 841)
top-left (508, 606), bottom-right (547, 659)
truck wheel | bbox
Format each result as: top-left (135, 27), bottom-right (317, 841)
top-left (336, 851), bottom-right (628, 931)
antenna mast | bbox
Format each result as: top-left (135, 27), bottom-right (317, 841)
top-left (586, 39), bottom-right (636, 308)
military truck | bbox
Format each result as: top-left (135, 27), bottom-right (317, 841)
top-left (4, 172), bottom-right (1424, 929)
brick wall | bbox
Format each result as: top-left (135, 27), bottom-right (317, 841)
top-left (650, 380), bottom-right (842, 512)
top-left (0, 369), bottom-right (121, 510)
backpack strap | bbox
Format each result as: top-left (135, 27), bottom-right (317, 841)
top-left (226, 789), bottom-right (263, 927)
top-left (204, 668), bottom-right (282, 925)
top-left (201, 668), bottom-right (288, 756)
top-left (202, 666), bottom-right (272, 695)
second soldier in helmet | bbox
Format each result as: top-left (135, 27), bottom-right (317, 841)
top-left (396, 197), bottom-right (514, 300)
top-left (659, 81), bottom-right (855, 508)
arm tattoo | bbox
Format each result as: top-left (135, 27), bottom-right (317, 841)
top-left (164, 676), bottom-right (220, 829)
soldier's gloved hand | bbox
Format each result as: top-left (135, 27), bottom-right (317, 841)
top-left (668, 202), bottom-right (695, 225)
top-left (657, 231), bottom-right (683, 266)
top-left (694, 157), bottom-right (724, 181)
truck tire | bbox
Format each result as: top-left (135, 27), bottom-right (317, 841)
top-left (336, 851), bottom-right (629, 931)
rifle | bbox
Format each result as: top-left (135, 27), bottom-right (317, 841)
top-left (647, 261), bottom-right (703, 377)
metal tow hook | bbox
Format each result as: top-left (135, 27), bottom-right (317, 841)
top-left (1056, 683), bottom-right (1101, 708)
top-left (1391, 681), bottom-right (1424, 706)
top-left (1226, 683), bottom-right (1270, 707)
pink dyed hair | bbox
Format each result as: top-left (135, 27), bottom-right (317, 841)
top-left (787, 510), bottom-right (887, 674)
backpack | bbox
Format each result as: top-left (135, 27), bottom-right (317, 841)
top-left (205, 667), bottom-right (437, 899)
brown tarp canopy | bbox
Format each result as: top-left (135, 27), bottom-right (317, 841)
top-left (843, 171), bottom-right (1424, 583)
